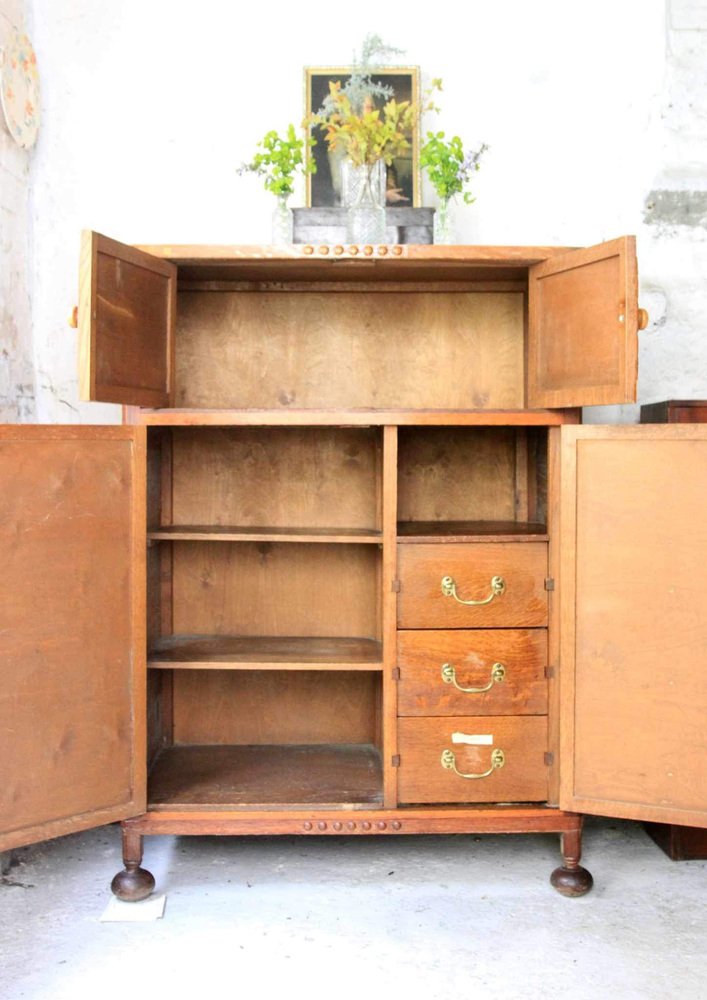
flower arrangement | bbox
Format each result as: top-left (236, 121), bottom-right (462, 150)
top-left (238, 124), bottom-right (315, 198)
top-left (420, 133), bottom-right (489, 205)
top-left (311, 82), bottom-right (415, 169)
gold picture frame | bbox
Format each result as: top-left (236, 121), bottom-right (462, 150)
top-left (304, 65), bottom-right (421, 208)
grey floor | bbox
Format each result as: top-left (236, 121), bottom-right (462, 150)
top-left (1, 819), bottom-right (705, 1000)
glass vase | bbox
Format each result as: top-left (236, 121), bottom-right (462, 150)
top-left (341, 159), bottom-right (386, 244)
top-left (271, 194), bottom-right (293, 245)
top-left (434, 199), bottom-right (455, 244)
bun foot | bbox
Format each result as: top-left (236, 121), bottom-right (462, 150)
top-left (111, 862), bottom-right (155, 902)
top-left (550, 864), bottom-right (594, 897)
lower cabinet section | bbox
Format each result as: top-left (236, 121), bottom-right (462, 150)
top-left (397, 716), bottom-right (548, 804)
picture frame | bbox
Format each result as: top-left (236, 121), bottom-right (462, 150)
top-left (304, 66), bottom-right (421, 208)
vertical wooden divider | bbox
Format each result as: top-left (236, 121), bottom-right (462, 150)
top-left (546, 427), bottom-right (561, 805)
top-left (382, 425), bottom-right (398, 808)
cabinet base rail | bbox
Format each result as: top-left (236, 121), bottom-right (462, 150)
top-left (112, 807), bottom-right (592, 901)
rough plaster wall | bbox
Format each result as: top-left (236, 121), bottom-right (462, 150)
top-left (24, 0), bottom-right (707, 422)
top-left (0, 0), bottom-right (34, 422)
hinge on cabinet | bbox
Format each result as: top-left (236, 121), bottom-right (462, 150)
top-left (544, 665), bottom-right (556, 679)
top-left (391, 754), bottom-right (401, 768)
top-left (392, 667), bottom-right (401, 681)
top-left (544, 578), bottom-right (555, 591)
top-left (544, 752), bottom-right (554, 766)
top-left (391, 579), bottom-right (401, 593)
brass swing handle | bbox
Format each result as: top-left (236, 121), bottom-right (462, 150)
top-left (441, 574), bottom-right (506, 606)
top-left (441, 747), bottom-right (505, 780)
top-left (441, 661), bottom-right (506, 693)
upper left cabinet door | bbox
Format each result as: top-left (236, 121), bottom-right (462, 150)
top-left (79, 231), bottom-right (176, 406)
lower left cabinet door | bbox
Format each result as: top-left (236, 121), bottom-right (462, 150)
top-left (0, 425), bottom-right (147, 852)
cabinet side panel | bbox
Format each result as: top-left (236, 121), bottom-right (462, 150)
top-left (0, 429), bottom-right (145, 851)
top-left (564, 433), bottom-right (707, 824)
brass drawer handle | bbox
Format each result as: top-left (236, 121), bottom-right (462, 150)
top-left (441, 661), bottom-right (506, 693)
top-left (441, 747), bottom-right (505, 780)
top-left (441, 574), bottom-right (505, 606)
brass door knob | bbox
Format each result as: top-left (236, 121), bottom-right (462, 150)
top-left (68, 305), bottom-right (78, 328)
top-left (638, 307), bottom-right (649, 330)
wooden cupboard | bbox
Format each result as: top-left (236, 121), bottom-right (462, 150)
top-left (2, 234), bottom-right (706, 901)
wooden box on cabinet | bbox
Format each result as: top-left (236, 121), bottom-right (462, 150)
top-left (2, 235), bottom-right (706, 902)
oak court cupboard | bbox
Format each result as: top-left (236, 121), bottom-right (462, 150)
top-left (2, 232), bottom-right (706, 901)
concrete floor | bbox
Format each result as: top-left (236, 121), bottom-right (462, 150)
top-left (1, 818), bottom-right (706, 1000)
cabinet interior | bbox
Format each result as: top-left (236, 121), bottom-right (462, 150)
top-left (144, 423), bottom-right (549, 809)
top-left (398, 426), bottom-right (548, 538)
top-left (172, 263), bottom-right (529, 410)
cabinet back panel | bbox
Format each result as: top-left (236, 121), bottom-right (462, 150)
top-left (172, 542), bottom-right (380, 637)
top-left (171, 671), bottom-right (377, 745)
top-left (169, 427), bottom-right (380, 529)
top-left (175, 291), bottom-right (524, 410)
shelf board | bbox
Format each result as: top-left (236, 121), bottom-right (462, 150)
top-left (397, 520), bottom-right (549, 543)
top-left (148, 744), bottom-right (383, 810)
top-left (136, 408), bottom-right (579, 427)
top-left (147, 525), bottom-right (382, 544)
top-left (148, 634), bottom-right (384, 671)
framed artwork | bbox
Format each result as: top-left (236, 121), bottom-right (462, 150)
top-left (304, 66), bottom-right (420, 208)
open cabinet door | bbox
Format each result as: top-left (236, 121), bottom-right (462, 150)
top-left (79, 231), bottom-right (176, 406)
top-left (528, 236), bottom-right (638, 408)
top-left (558, 425), bottom-right (707, 826)
top-left (0, 426), bottom-right (146, 852)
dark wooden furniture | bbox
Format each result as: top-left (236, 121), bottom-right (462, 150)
top-left (640, 398), bottom-right (707, 861)
top-left (2, 235), bottom-right (706, 902)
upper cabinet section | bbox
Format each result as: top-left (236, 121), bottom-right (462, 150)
top-left (77, 238), bottom-right (640, 416)
top-left (527, 237), bottom-right (639, 409)
top-left (79, 231), bottom-right (176, 406)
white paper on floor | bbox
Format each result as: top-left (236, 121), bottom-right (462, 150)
top-left (99, 894), bottom-right (166, 922)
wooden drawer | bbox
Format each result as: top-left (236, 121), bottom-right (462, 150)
top-left (398, 716), bottom-right (548, 804)
top-left (397, 543), bottom-right (548, 628)
top-left (397, 629), bottom-right (547, 716)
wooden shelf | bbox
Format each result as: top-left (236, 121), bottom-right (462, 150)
top-left (397, 520), bottom-right (549, 543)
top-left (148, 635), bottom-right (384, 671)
top-left (136, 408), bottom-right (579, 427)
top-left (147, 525), bottom-right (382, 544)
top-left (147, 744), bottom-right (383, 810)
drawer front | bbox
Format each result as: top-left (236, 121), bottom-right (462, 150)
top-left (397, 543), bottom-right (548, 628)
top-left (398, 716), bottom-right (548, 804)
top-left (397, 629), bottom-right (548, 716)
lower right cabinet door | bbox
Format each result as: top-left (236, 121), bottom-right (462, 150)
top-left (558, 425), bottom-right (707, 828)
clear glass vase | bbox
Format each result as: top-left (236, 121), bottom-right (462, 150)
top-left (271, 194), bottom-right (293, 245)
top-left (434, 199), bottom-right (455, 244)
top-left (341, 159), bottom-right (386, 244)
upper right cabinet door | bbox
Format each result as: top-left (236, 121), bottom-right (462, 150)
top-left (527, 236), bottom-right (638, 409)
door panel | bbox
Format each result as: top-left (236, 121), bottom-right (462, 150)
top-left (0, 426), bottom-right (146, 852)
top-left (559, 426), bottom-right (707, 826)
top-left (528, 237), bottom-right (638, 408)
top-left (79, 231), bottom-right (176, 406)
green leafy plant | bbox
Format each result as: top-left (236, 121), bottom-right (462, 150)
top-left (238, 125), bottom-right (315, 197)
top-left (420, 132), bottom-right (488, 204)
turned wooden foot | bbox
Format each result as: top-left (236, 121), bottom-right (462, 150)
top-left (551, 823), bottom-right (593, 897)
top-left (111, 825), bottom-right (155, 902)
top-left (111, 863), bottom-right (155, 901)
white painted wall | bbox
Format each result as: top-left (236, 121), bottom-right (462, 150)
top-left (0, 0), bottom-right (34, 421)
top-left (20, 0), bottom-right (707, 421)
